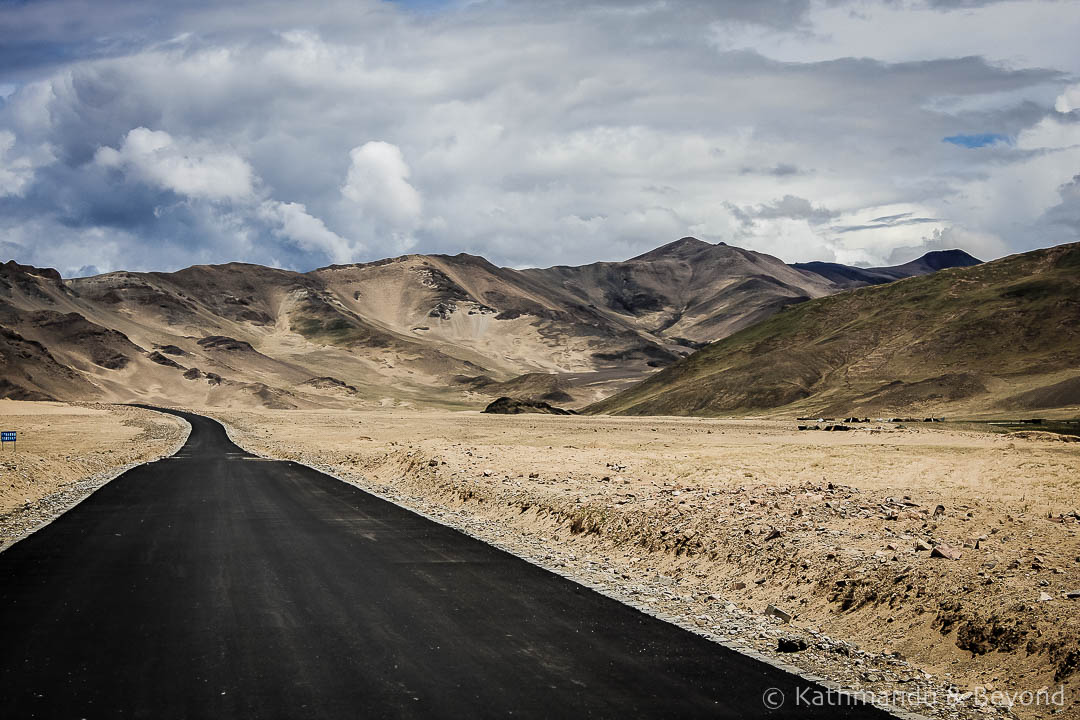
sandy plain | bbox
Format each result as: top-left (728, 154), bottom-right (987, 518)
top-left (3, 400), bottom-right (1079, 718)
top-left (207, 408), bottom-right (1080, 720)
top-left (0, 400), bottom-right (189, 548)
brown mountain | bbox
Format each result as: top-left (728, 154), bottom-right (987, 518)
top-left (521, 237), bottom-right (838, 343)
top-left (588, 242), bottom-right (1080, 418)
top-left (0, 241), bottom-right (978, 409)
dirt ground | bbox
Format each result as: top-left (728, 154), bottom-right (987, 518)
top-left (0, 401), bottom-right (189, 548)
top-left (207, 408), bottom-right (1080, 720)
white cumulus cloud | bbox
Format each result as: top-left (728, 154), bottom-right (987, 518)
top-left (341, 141), bottom-right (423, 229)
top-left (1054, 84), bottom-right (1080, 114)
top-left (95, 127), bottom-right (255, 201)
top-left (257, 200), bottom-right (357, 264)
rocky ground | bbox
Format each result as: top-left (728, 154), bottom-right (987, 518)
top-left (208, 409), bottom-right (1080, 720)
top-left (0, 401), bottom-right (189, 550)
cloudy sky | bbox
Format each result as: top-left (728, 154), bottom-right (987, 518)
top-left (0, 0), bottom-right (1078, 276)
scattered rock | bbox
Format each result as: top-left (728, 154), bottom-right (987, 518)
top-left (931, 544), bottom-right (963, 560)
top-left (764, 528), bottom-right (782, 541)
top-left (764, 605), bottom-right (792, 623)
top-left (482, 397), bottom-right (575, 415)
top-left (915, 539), bottom-right (933, 552)
top-left (778, 636), bottom-right (808, 652)
top-left (1039, 592), bottom-right (1053, 602)
top-left (146, 351), bottom-right (184, 369)
top-left (933, 504), bottom-right (946, 518)
top-left (197, 335), bottom-right (255, 352)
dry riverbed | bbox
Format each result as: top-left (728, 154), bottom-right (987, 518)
top-left (0, 401), bottom-right (189, 550)
top-left (208, 408), bottom-right (1080, 720)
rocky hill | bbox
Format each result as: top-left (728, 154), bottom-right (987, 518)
top-left (0, 241), bottom-right (979, 410)
top-left (588, 243), bottom-right (1080, 418)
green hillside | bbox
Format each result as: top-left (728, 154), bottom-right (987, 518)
top-left (587, 243), bottom-right (1080, 418)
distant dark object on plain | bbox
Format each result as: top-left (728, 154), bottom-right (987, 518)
top-left (482, 397), bottom-right (575, 415)
top-left (147, 351), bottom-right (184, 369)
top-left (197, 335), bottom-right (255, 352)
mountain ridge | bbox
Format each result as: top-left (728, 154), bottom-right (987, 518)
top-left (0, 239), bottom-right (982, 410)
top-left (587, 242), bottom-right (1080, 418)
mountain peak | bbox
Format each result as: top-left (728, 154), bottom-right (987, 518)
top-left (909, 249), bottom-right (983, 271)
top-left (3, 260), bottom-right (63, 283)
top-left (629, 237), bottom-right (724, 262)
top-left (876, 248), bottom-right (983, 277)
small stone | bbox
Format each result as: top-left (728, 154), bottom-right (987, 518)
top-left (915, 539), bottom-right (933, 552)
top-left (1038, 592), bottom-right (1053, 602)
top-left (1066, 591), bottom-right (1080, 600)
top-left (732, 581), bottom-right (746, 590)
top-left (764, 528), bottom-right (782, 541)
top-left (931, 544), bottom-right (963, 560)
top-left (933, 504), bottom-right (946, 518)
top-left (777, 636), bottom-right (807, 653)
top-left (764, 605), bottom-right (792, 623)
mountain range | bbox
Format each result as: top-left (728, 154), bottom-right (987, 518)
top-left (589, 242), bottom-right (1080, 418)
top-left (0, 239), bottom-right (983, 410)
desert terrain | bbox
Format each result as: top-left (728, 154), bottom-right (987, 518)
top-left (0, 400), bottom-right (189, 550)
top-left (2, 241), bottom-right (1079, 717)
top-left (205, 407), bottom-right (1080, 719)
top-left (5, 1), bottom-right (1078, 715)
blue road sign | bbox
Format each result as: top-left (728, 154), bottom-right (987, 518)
top-left (1, 431), bottom-right (14, 442)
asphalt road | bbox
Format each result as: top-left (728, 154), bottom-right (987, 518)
top-left (0, 408), bottom-right (893, 719)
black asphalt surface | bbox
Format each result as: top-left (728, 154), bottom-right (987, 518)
top-left (0, 408), bottom-right (893, 719)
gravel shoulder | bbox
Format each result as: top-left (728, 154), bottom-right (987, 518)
top-left (0, 401), bottom-right (190, 551)
top-left (206, 408), bottom-right (1080, 720)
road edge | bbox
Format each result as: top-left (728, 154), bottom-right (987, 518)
top-left (211, 413), bottom-right (929, 720)
top-left (0, 407), bottom-right (191, 554)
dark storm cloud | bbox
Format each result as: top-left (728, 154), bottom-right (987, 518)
top-left (740, 163), bottom-right (804, 176)
top-left (833, 214), bottom-right (941, 234)
top-left (734, 195), bottom-right (837, 225)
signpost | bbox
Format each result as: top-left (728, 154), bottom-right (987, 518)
top-left (1, 431), bottom-right (15, 452)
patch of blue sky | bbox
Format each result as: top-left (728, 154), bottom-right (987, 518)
top-left (942, 133), bottom-right (1011, 149)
